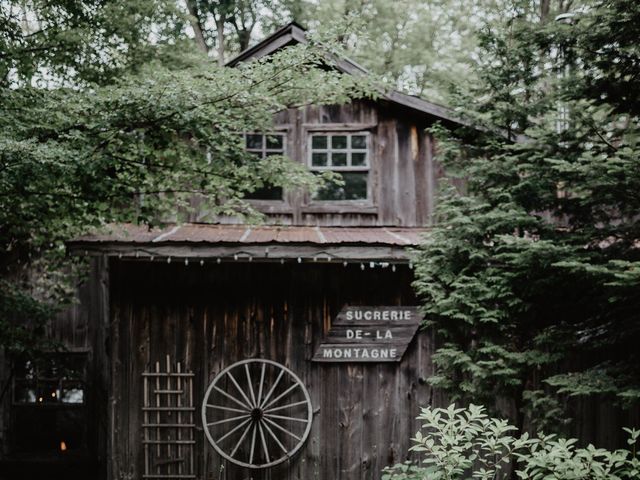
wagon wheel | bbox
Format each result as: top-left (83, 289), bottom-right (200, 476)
top-left (201, 359), bottom-right (313, 469)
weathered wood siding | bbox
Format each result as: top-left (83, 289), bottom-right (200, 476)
top-left (191, 100), bottom-right (442, 228)
top-left (109, 259), bottom-right (444, 480)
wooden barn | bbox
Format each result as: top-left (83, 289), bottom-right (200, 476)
top-left (0, 23), bottom-right (457, 480)
top-left (1, 22), bottom-right (632, 480)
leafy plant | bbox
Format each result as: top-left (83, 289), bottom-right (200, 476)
top-left (383, 405), bottom-right (640, 480)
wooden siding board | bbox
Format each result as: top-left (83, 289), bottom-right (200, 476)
top-left (109, 261), bottom-right (428, 480)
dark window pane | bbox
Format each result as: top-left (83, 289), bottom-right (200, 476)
top-left (332, 152), bottom-right (347, 166)
top-left (351, 152), bottom-right (367, 166)
top-left (331, 135), bottom-right (347, 149)
top-left (266, 134), bottom-right (283, 150)
top-left (311, 135), bottom-right (327, 149)
top-left (351, 135), bottom-right (367, 149)
top-left (315, 173), bottom-right (368, 200)
top-left (14, 381), bottom-right (36, 403)
top-left (245, 185), bottom-right (283, 200)
top-left (312, 152), bottom-right (328, 166)
top-left (246, 134), bottom-right (263, 149)
top-left (343, 172), bottom-right (368, 199)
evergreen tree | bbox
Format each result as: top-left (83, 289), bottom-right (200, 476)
top-left (413, 0), bottom-right (640, 432)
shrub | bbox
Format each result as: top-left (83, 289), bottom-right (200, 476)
top-left (382, 404), bottom-right (640, 480)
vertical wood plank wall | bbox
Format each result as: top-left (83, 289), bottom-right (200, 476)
top-left (109, 260), bottom-right (443, 480)
top-left (193, 100), bottom-right (442, 227)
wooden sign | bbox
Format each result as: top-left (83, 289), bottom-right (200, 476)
top-left (312, 306), bottom-right (423, 363)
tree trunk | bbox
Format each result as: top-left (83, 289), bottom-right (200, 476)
top-left (216, 15), bottom-right (226, 66)
top-left (186, 1), bottom-right (209, 54)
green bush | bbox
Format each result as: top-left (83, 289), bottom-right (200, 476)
top-left (383, 405), bottom-right (639, 480)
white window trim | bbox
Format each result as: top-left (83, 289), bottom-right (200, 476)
top-left (307, 132), bottom-right (370, 171)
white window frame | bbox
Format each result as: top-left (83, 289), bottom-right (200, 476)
top-left (307, 132), bottom-right (371, 202)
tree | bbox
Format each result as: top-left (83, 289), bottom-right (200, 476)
top-left (297, 0), bottom-right (508, 103)
top-left (0, 1), bottom-right (373, 356)
top-left (413, 0), bottom-right (640, 433)
top-left (185, 0), bottom-right (300, 64)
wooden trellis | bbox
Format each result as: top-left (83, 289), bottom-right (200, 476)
top-left (142, 356), bottom-right (195, 479)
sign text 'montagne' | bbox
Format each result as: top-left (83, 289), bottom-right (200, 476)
top-left (311, 306), bottom-right (423, 363)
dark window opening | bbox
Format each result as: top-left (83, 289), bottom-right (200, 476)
top-left (244, 133), bottom-right (285, 200)
top-left (10, 352), bottom-right (88, 456)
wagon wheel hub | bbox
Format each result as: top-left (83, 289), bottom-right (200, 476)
top-left (250, 408), bottom-right (263, 421)
top-left (201, 359), bottom-right (313, 470)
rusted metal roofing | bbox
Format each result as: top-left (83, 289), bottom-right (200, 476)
top-left (72, 223), bottom-right (426, 246)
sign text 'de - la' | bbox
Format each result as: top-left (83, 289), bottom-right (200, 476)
top-left (312, 306), bottom-right (423, 363)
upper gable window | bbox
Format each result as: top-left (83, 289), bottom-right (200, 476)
top-left (243, 132), bottom-right (285, 201)
top-left (308, 133), bottom-right (369, 201)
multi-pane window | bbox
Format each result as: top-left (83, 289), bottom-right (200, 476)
top-left (243, 133), bottom-right (285, 200)
top-left (308, 133), bottom-right (369, 201)
top-left (11, 353), bottom-right (87, 454)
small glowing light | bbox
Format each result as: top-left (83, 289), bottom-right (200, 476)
top-left (150, 256), bottom-right (154, 261)
top-left (343, 261), bottom-right (348, 267)
top-left (167, 257), bottom-right (172, 264)
top-left (200, 260), bottom-right (205, 266)
top-left (297, 257), bottom-right (301, 263)
top-left (233, 254), bottom-right (238, 261)
top-left (392, 265), bottom-right (397, 273)
top-left (360, 263), bottom-right (365, 271)
top-left (60, 441), bottom-right (67, 452)
top-left (280, 258), bottom-right (284, 264)
top-left (51, 392), bottom-right (56, 398)
top-left (184, 258), bottom-right (189, 266)
top-left (38, 397), bottom-right (43, 403)
top-left (369, 262), bottom-right (375, 269)
top-left (216, 258), bottom-right (221, 264)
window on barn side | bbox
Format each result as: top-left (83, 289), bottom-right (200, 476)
top-left (243, 132), bottom-right (286, 200)
top-left (308, 133), bottom-right (369, 201)
top-left (11, 352), bottom-right (88, 455)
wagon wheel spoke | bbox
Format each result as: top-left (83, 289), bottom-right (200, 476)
top-left (216, 417), bottom-right (252, 444)
top-left (202, 359), bottom-right (313, 469)
top-left (264, 400), bottom-right (308, 414)
top-left (257, 421), bottom-right (270, 463)
top-left (264, 412), bottom-right (309, 423)
top-left (244, 364), bottom-right (258, 408)
top-left (258, 368), bottom-right (285, 409)
top-left (230, 420), bottom-right (254, 458)
top-left (249, 422), bottom-right (258, 465)
top-left (262, 416), bottom-right (302, 442)
top-left (261, 418), bottom-right (288, 454)
top-left (207, 404), bottom-right (248, 414)
top-left (256, 362), bottom-right (266, 406)
top-left (213, 385), bottom-right (252, 411)
top-left (207, 414), bottom-right (250, 427)
top-left (226, 370), bottom-right (255, 409)
top-left (262, 382), bottom-right (301, 411)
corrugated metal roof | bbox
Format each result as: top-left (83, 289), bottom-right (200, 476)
top-left (72, 223), bottom-right (426, 246)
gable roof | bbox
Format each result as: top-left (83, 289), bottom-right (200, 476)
top-left (226, 22), bottom-right (465, 127)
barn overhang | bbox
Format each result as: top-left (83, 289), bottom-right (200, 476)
top-left (67, 224), bottom-right (427, 263)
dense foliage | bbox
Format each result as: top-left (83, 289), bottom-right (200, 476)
top-left (413, 0), bottom-right (640, 431)
top-left (0, 1), bottom-right (372, 355)
top-left (384, 404), bottom-right (640, 480)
